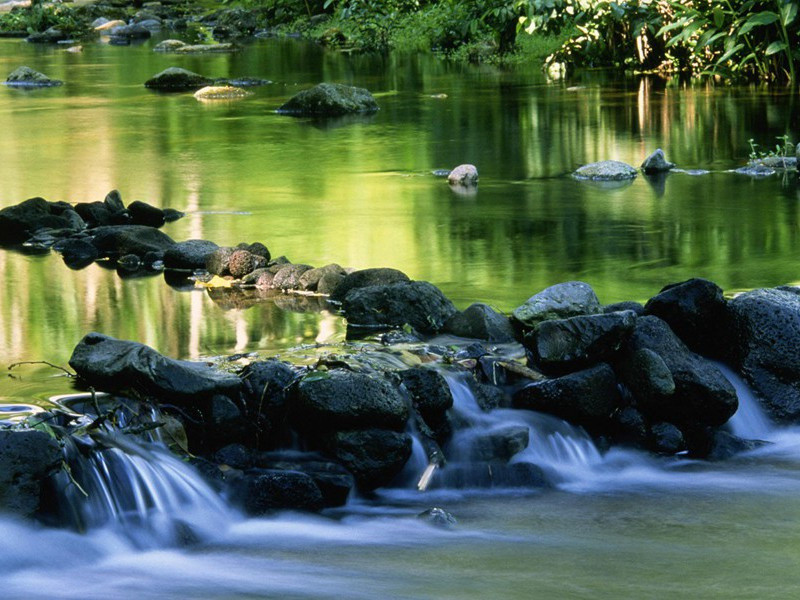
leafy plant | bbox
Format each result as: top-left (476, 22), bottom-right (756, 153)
top-left (748, 135), bottom-right (795, 161)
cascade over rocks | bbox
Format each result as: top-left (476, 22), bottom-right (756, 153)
top-left (729, 287), bottom-right (800, 421)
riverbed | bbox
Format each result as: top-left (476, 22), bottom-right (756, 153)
top-left (1, 33), bottom-right (800, 598)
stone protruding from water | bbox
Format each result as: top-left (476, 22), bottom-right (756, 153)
top-left (641, 149), bottom-right (675, 173)
top-left (447, 164), bottom-right (479, 186)
top-left (5, 66), bottom-right (63, 87)
top-left (145, 67), bottom-right (214, 91)
top-left (573, 160), bottom-right (638, 181)
top-left (194, 85), bottom-right (250, 101)
top-left (512, 281), bottom-right (601, 329)
top-left (277, 82), bottom-right (379, 116)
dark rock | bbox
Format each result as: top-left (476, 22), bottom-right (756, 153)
top-left (144, 67), bottom-right (214, 91)
top-left (735, 164), bottom-right (775, 177)
top-left (573, 160), bottom-right (638, 181)
top-left (614, 406), bottom-right (648, 447)
top-left (343, 281), bottom-right (457, 334)
top-left (644, 278), bottom-right (732, 359)
top-left (0, 429), bottom-right (61, 518)
top-left (297, 264), bottom-right (346, 292)
top-left (473, 382), bottom-right (507, 411)
top-left (328, 267), bottom-right (410, 303)
top-left (649, 422), bottom-right (685, 454)
top-left (527, 310), bottom-right (636, 372)
top-left (25, 28), bottom-right (67, 44)
top-left (228, 249), bottom-right (267, 279)
top-left (616, 347), bottom-right (675, 412)
top-left (278, 83), bottom-right (379, 116)
top-left (206, 247), bottom-right (235, 276)
top-left (256, 453), bottom-right (354, 507)
top-left (230, 469), bottom-right (324, 514)
top-left (624, 316), bottom-right (737, 427)
top-left (208, 394), bottom-right (246, 449)
top-left (69, 332), bottom-right (241, 405)
top-left (512, 281), bottom-right (601, 329)
top-left (164, 240), bottom-right (219, 270)
top-left (103, 190), bottom-right (125, 213)
top-left (445, 303), bottom-right (516, 342)
top-left (162, 208), bottom-right (185, 222)
top-left (417, 507), bottom-right (457, 528)
top-left (0, 197), bottom-right (81, 244)
top-left (467, 424), bottom-right (529, 462)
top-left (214, 443), bottom-right (253, 470)
top-left (707, 430), bottom-right (765, 461)
top-left (513, 363), bottom-right (620, 431)
top-left (245, 242), bottom-right (270, 261)
top-left (729, 288), bottom-right (800, 422)
top-left (110, 23), bottom-right (152, 39)
top-left (5, 66), bottom-right (63, 87)
top-left (399, 367), bottom-right (453, 426)
top-left (323, 428), bottom-right (412, 490)
top-left (603, 301), bottom-right (645, 315)
top-left (74, 201), bottom-right (115, 227)
top-left (117, 254), bottom-right (141, 272)
top-left (240, 359), bottom-right (297, 448)
top-left (128, 200), bottom-right (165, 227)
top-left (641, 149), bottom-right (675, 173)
top-left (57, 238), bottom-right (99, 270)
top-left (294, 369), bottom-right (408, 432)
top-left (90, 225), bottom-right (175, 258)
top-left (433, 461), bottom-right (548, 489)
top-left (272, 263), bottom-right (314, 290)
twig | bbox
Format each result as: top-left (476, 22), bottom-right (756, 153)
top-left (8, 361), bottom-right (74, 377)
top-left (61, 460), bottom-right (89, 498)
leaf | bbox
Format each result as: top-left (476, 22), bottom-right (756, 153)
top-left (765, 40), bottom-right (788, 56)
top-left (195, 275), bottom-right (233, 289)
top-left (739, 11), bottom-right (779, 35)
top-left (716, 42), bottom-right (745, 65)
top-left (712, 5), bottom-right (725, 29)
top-left (782, 2), bottom-right (798, 26)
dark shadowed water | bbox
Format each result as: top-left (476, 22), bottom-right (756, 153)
top-left (2, 35), bottom-right (800, 598)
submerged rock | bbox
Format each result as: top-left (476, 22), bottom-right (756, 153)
top-left (641, 149), bottom-right (675, 174)
top-left (177, 43), bottom-right (237, 54)
top-left (69, 332), bottom-right (241, 405)
top-left (194, 85), bottom-right (250, 101)
top-left (734, 164), bottom-right (775, 177)
top-left (5, 66), bottom-right (63, 88)
top-left (573, 160), bottom-right (638, 181)
top-left (153, 39), bottom-right (187, 52)
top-left (277, 83), bottom-right (379, 116)
top-left (144, 67), bottom-right (214, 91)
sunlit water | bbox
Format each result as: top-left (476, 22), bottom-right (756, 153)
top-left (2, 34), bottom-right (800, 598)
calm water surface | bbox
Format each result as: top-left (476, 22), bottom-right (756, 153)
top-left (1, 35), bottom-right (800, 598)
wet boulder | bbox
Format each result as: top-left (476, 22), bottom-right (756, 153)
top-left (573, 160), bottom-right (637, 181)
top-left (229, 469), bottom-right (324, 514)
top-left (109, 23), bottom-right (152, 41)
top-left (526, 309), bottom-right (637, 373)
top-left (623, 316), bottom-right (737, 427)
top-left (228, 249), bottom-right (268, 279)
top-left (144, 67), bottom-right (214, 91)
top-left (272, 264), bottom-right (314, 290)
top-left (0, 430), bottom-right (61, 518)
top-left (297, 264), bottom-right (347, 293)
top-left (641, 149), bottom-right (675, 174)
top-left (399, 367), bottom-right (453, 428)
top-left (206, 247), bottom-right (236, 276)
top-left (55, 238), bottom-right (99, 270)
top-left (322, 428), bottom-right (412, 490)
top-left (445, 303), bottom-right (516, 342)
top-left (25, 27), bottom-right (67, 44)
top-left (466, 424), bottom-right (529, 462)
top-left (256, 452), bottom-right (354, 507)
top-left (343, 281), bottom-right (457, 334)
top-left (615, 348), bottom-right (675, 414)
top-left (328, 267), bottom-right (410, 303)
top-left (69, 332), bottom-right (241, 405)
top-left (729, 287), bottom-right (800, 422)
top-left (240, 359), bottom-right (297, 448)
top-left (294, 369), bottom-right (408, 432)
top-left (127, 201), bottom-right (165, 227)
top-left (649, 422), bottom-right (685, 454)
top-left (512, 281), bottom-right (601, 330)
top-left (89, 225), bottom-right (176, 258)
top-left (513, 363), bottom-right (620, 431)
top-left (5, 66), bottom-right (63, 87)
top-left (0, 197), bottom-right (83, 244)
top-left (644, 278), bottom-right (733, 360)
top-left (447, 164), bottom-right (478, 186)
top-left (163, 239), bottom-right (219, 270)
top-left (277, 82), bottom-right (378, 116)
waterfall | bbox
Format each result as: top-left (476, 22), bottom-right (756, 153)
top-left (716, 363), bottom-right (774, 440)
top-left (53, 410), bottom-right (232, 548)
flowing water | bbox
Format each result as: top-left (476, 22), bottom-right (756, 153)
top-left (2, 33), bottom-right (800, 598)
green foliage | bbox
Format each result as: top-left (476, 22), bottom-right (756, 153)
top-left (0, 4), bottom-right (82, 35)
top-left (748, 135), bottom-right (795, 161)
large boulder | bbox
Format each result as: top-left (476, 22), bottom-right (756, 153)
top-left (512, 281), bottom-right (601, 329)
top-left (640, 149), bottom-right (675, 174)
top-left (621, 316), bottom-right (737, 427)
top-left (240, 359), bottom-right (297, 448)
top-left (323, 428), bottom-right (412, 490)
top-left (163, 239), bottom-right (219, 270)
top-left (229, 469), bottom-right (324, 514)
top-left (0, 197), bottom-right (83, 244)
top-left (144, 67), bottom-right (214, 91)
top-left (398, 367), bottom-right (453, 429)
top-left (526, 310), bottom-right (637, 372)
top-left (277, 83), bottom-right (378, 116)
top-left (69, 332), bottom-right (241, 405)
top-left (272, 264), bottom-right (314, 290)
top-left (297, 264), bottom-right (347, 293)
top-left (573, 160), bottom-right (637, 181)
top-left (447, 164), bottom-right (479, 186)
top-left (127, 201), bottom-right (166, 227)
top-left (513, 363), bottom-right (620, 431)
top-left (644, 278), bottom-right (733, 360)
top-left (294, 369), bottom-right (408, 432)
top-left (343, 281), bottom-right (457, 334)
top-left (466, 425), bottom-right (529, 462)
top-left (89, 225), bottom-right (176, 258)
top-left (5, 66), bottom-right (63, 87)
top-left (729, 287), bottom-right (800, 422)
top-left (0, 430), bottom-right (61, 518)
top-left (445, 303), bottom-right (516, 342)
top-left (256, 452), bottom-right (354, 507)
top-left (328, 267), bottom-right (410, 303)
